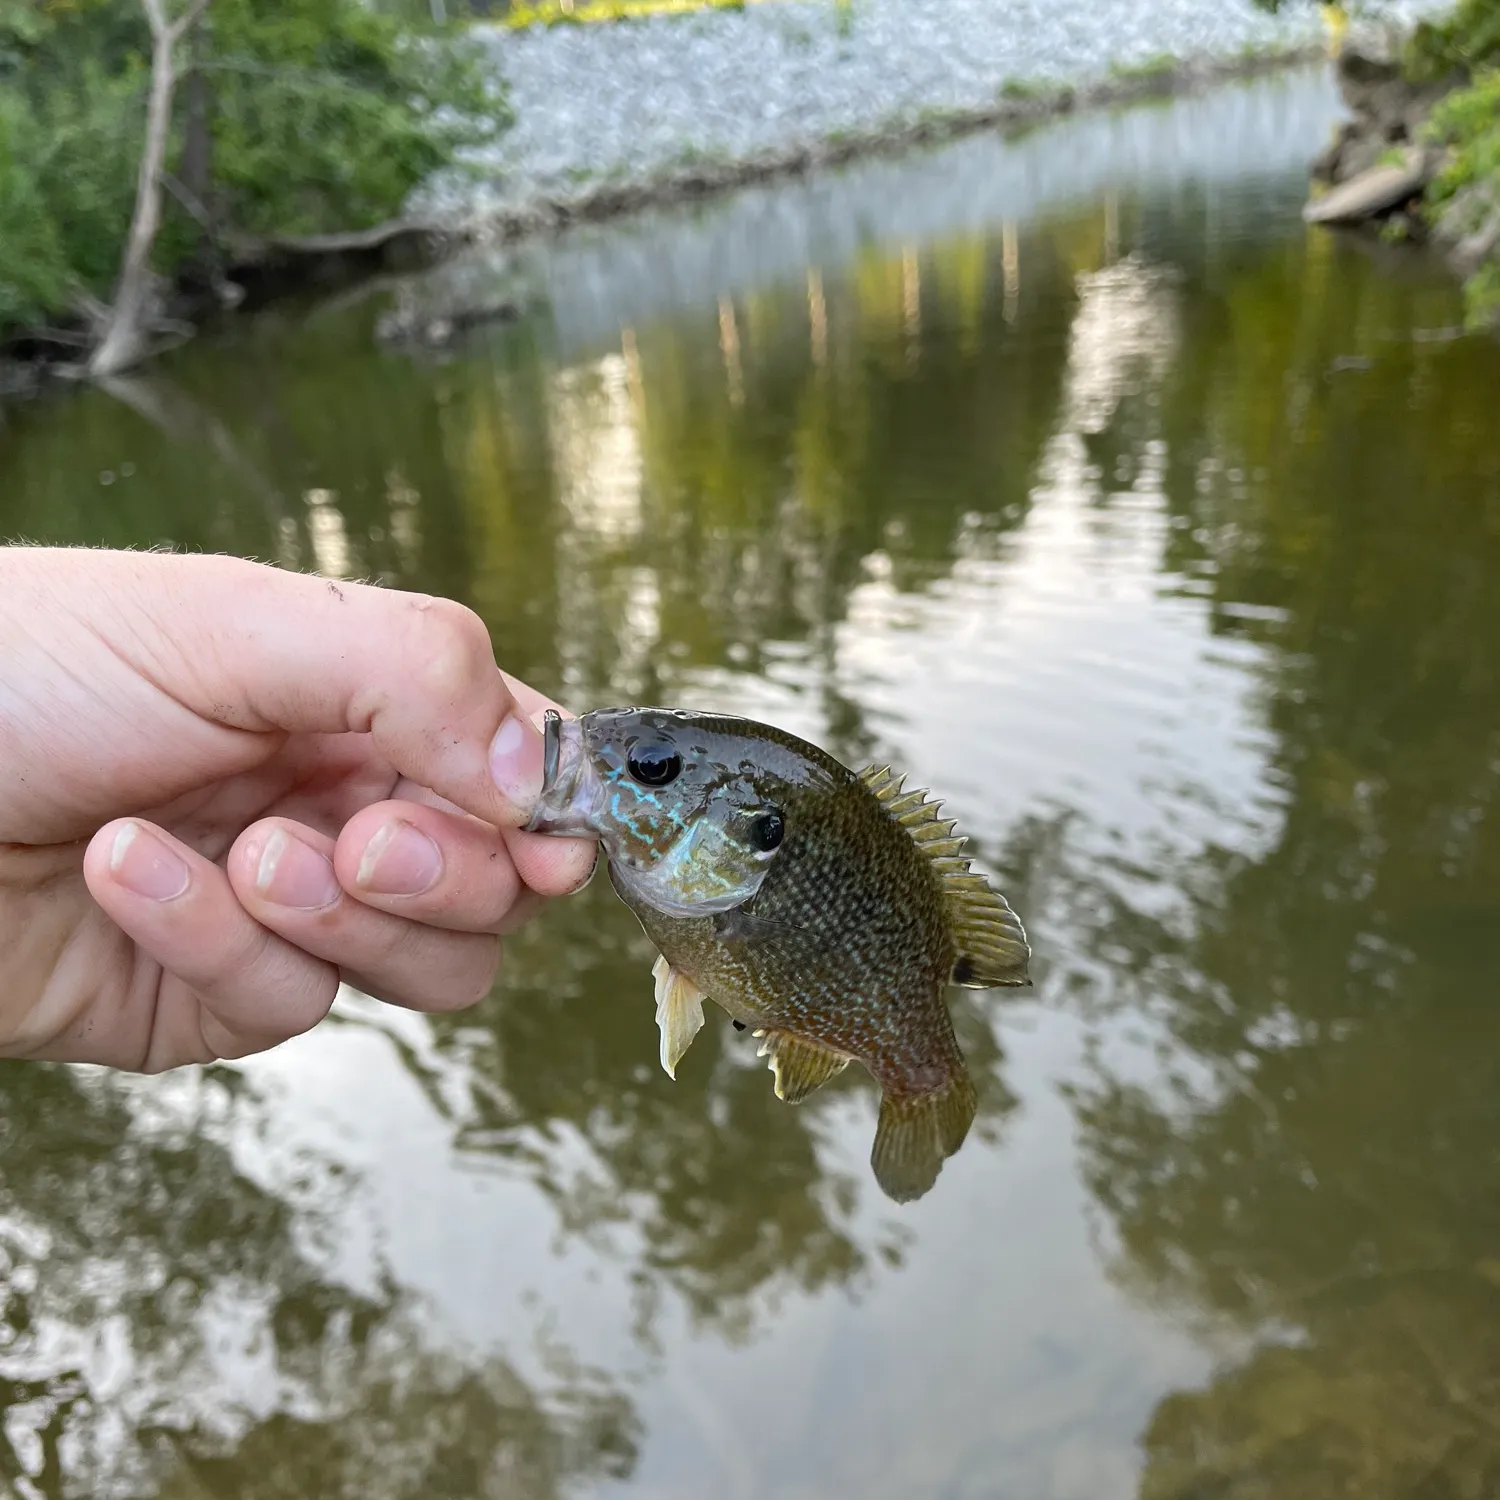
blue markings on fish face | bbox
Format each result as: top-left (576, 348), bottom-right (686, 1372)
top-left (550, 708), bottom-right (791, 918)
top-left (609, 800), bottom-right (774, 916)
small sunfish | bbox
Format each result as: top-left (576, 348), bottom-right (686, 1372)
top-left (526, 707), bottom-right (1032, 1203)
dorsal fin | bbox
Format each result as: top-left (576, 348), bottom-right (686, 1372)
top-left (859, 764), bottom-right (1032, 989)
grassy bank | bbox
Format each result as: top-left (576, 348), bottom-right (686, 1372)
top-left (1410, 0), bottom-right (1500, 322)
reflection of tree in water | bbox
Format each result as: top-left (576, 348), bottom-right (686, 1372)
top-left (1053, 232), bottom-right (1500, 1497)
top-left (0, 207), bottom-right (1091, 712)
top-left (0, 1064), bottom-right (637, 1499)
top-left (520, 218), bottom-right (1086, 707)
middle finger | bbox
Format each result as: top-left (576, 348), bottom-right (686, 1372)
top-left (228, 818), bottom-right (502, 1012)
top-left (333, 799), bottom-right (526, 932)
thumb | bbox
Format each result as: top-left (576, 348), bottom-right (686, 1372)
top-left (94, 550), bottom-right (546, 827)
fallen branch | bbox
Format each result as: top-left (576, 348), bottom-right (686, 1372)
top-left (224, 218), bottom-right (462, 268)
top-left (219, 218), bottom-right (465, 308)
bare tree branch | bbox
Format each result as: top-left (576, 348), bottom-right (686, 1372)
top-left (138, 0), bottom-right (208, 44)
top-left (100, 373), bottom-right (288, 530)
top-left (168, 0), bottom-right (211, 46)
top-left (88, 0), bottom-right (212, 379)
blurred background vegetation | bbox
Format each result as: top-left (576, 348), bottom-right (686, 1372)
top-left (0, 0), bottom-right (508, 339)
top-left (1264, 0), bottom-right (1500, 323)
top-left (1415, 0), bottom-right (1500, 320)
top-left (3, 0), bottom-right (1495, 359)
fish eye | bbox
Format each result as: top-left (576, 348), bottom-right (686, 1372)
top-left (626, 743), bottom-right (682, 787)
top-left (748, 809), bottom-right (785, 853)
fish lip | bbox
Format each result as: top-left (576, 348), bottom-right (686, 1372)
top-left (542, 708), bottom-right (562, 789)
top-left (525, 712), bottom-right (600, 836)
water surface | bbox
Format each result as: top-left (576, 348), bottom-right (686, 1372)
top-left (4, 65), bottom-right (1500, 1500)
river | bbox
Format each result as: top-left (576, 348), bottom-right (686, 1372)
top-left (3, 63), bottom-right (1500, 1500)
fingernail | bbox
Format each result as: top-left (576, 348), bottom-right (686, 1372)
top-left (255, 828), bottom-right (340, 911)
top-left (489, 712), bottom-right (544, 816)
top-left (110, 822), bottom-right (190, 901)
top-left (356, 820), bottom-right (443, 896)
top-left (564, 842), bottom-right (601, 895)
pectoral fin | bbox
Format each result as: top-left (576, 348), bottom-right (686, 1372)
top-left (754, 1028), bottom-right (851, 1103)
top-left (651, 954), bottom-right (706, 1079)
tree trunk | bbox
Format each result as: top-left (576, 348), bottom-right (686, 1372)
top-left (88, 0), bottom-right (209, 380)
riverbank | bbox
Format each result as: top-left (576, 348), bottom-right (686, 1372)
top-left (415, 0), bottom-right (1449, 237)
top-left (1299, 12), bottom-right (1500, 327)
top-left (380, 64), bottom-right (1352, 361)
top-left (0, 0), bottom-right (1455, 399)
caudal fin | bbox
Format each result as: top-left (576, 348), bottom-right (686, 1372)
top-left (870, 1071), bottom-right (978, 1204)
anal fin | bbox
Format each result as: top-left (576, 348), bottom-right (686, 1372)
top-left (755, 1029), bottom-right (851, 1104)
top-left (652, 954), bottom-right (706, 1079)
top-left (870, 1071), bottom-right (977, 1203)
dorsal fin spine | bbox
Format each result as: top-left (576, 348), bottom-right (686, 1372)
top-left (886, 790), bottom-right (928, 817)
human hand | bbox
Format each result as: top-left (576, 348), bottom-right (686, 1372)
top-left (0, 547), bottom-right (597, 1070)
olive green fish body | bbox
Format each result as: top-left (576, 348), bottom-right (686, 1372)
top-left (612, 766), bottom-right (963, 1084)
top-left (528, 708), bottom-right (1031, 1203)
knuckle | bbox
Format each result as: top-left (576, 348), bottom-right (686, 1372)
top-left (185, 941), bottom-right (335, 1061)
top-left (369, 913), bottom-right (429, 969)
top-left (407, 597), bottom-right (495, 706)
top-left (454, 935), bottom-right (502, 1007)
top-left (359, 932), bottom-right (500, 1013)
top-left (453, 936), bottom-right (501, 1008)
top-left (183, 916), bottom-right (273, 990)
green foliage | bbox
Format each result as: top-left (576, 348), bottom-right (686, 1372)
top-left (1352, 0), bottom-right (1500, 328)
top-left (1414, 1), bottom-right (1500, 327)
top-left (1427, 68), bottom-right (1500, 203)
top-left (1424, 67), bottom-right (1500, 325)
top-left (0, 99), bottom-right (71, 330)
top-left (201, 0), bottom-right (509, 237)
top-left (1407, 0), bottom-right (1500, 80)
top-left (0, 0), bottom-right (509, 336)
top-left (1465, 255), bottom-right (1500, 324)
top-left (0, 18), bottom-right (148, 329)
top-left (997, 78), bottom-right (1045, 103)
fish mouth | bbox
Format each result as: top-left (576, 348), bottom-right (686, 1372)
top-left (525, 711), bottom-right (603, 836)
top-left (543, 707), bottom-right (563, 788)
